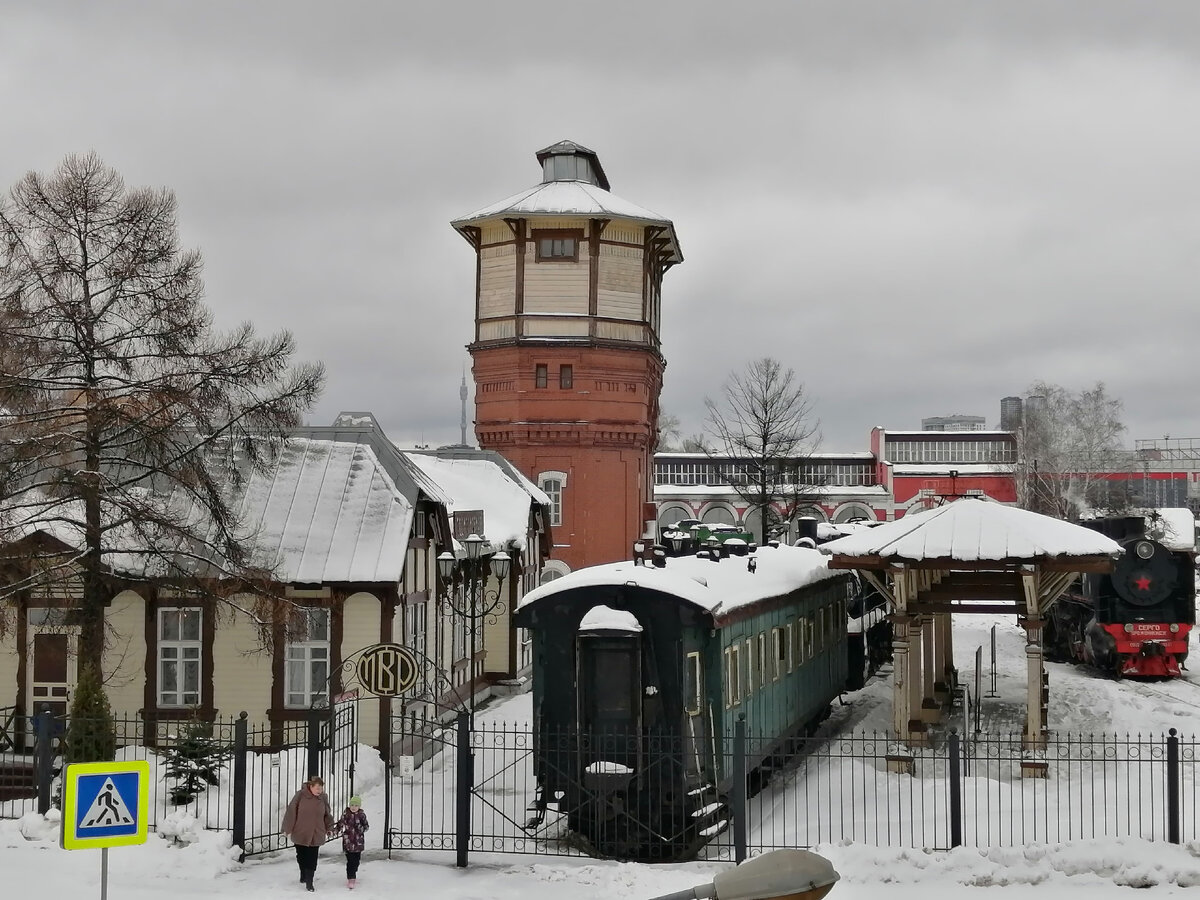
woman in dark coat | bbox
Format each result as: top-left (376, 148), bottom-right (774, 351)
top-left (281, 775), bottom-right (334, 891)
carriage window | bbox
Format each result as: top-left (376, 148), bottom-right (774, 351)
top-left (758, 633), bottom-right (767, 686)
top-left (685, 652), bottom-right (702, 715)
top-left (773, 628), bottom-right (785, 681)
top-left (745, 638), bottom-right (755, 695)
top-left (724, 645), bottom-right (741, 708)
top-left (805, 615), bottom-right (815, 658)
top-left (791, 621), bottom-right (802, 667)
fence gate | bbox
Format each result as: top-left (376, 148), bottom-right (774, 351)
top-left (236, 704), bottom-right (359, 859)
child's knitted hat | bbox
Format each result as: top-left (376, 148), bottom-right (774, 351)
top-left (348, 796), bottom-right (362, 807)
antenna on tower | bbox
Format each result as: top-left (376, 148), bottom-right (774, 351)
top-left (460, 365), bottom-right (469, 447)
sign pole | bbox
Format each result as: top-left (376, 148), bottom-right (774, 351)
top-left (101, 846), bottom-right (108, 900)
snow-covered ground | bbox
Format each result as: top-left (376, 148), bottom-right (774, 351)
top-left (5, 612), bottom-right (1200, 897)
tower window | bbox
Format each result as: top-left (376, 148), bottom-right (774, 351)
top-left (534, 229), bottom-right (581, 262)
top-left (535, 364), bottom-right (548, 388)
top-left (539, 471), bottom-right (568, 527)
top-left (559, 365), bottom-right (573, 389)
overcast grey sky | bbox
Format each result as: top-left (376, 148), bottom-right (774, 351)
top-left (3, 2), bottom-right (1198, 451)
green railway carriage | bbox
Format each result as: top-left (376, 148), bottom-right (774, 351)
top-left (514, 543), bottom-right (851, 860)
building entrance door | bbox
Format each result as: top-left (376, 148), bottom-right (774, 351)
top-left (26, 608), bottom-right (77, 719)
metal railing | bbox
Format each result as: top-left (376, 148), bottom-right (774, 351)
top-left (0, 706), bottom-right (357, 860)
top-left (385, 717), bottom-right (1197, 865)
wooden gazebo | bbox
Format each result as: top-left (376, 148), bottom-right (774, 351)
top-left (821, 499), bottom-right (1121, 752)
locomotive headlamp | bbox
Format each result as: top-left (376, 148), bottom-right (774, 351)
top-left (1171, 624), bottom-right (1180, 633)
top-left (1124, 623), bottom-right (1134, 633)
top-left (1136, 541), bottom-right (1155, 560)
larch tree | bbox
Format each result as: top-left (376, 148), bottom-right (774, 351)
top-left (1015, 380), bottom-right (1128, 521)
top-left (703, 357), bottom-right (822, 543)
top-left (0, 152), bottom-right (325, 673)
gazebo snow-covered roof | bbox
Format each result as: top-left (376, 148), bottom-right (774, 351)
top-left (819, 498), bottom-right (1124, 751)
top-left (822, 498), bottom-right (1121, 571)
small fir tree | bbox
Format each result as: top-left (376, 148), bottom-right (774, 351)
top-left (163, 721), bottom-right (229, 805)
top-left (65, 664), bottom-right (116, 763)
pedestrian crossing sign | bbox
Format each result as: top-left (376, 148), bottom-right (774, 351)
top-left (61, 760), bottom-right (150, 849)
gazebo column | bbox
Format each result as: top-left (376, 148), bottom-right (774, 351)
top-left (891, 613), bottom-right (913, 742)
top-left (1021, 569), bottom-right (1049, 772)
top-left (920, 614), bottom-right (940, 722)
top-left (936, 612), bottom-right (955, 697)
top-left (907, 614), bottom-right (928, 745)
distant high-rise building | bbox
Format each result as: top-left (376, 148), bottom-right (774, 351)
top-left (1000, 396), bottom-right (1023, 431)
top-left (921, 414), bottom-right (986, 432)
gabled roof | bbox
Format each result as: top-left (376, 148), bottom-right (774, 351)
top-left (229, 437), bottom-right (414, 583)
top-left (404, 447), bottom-right (550, 553)
top-left (820, 497), bottom-right (1122, 567)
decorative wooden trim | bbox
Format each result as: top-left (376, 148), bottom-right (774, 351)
top-left (827, 554), bottom-right (1115, 573)
top-left (588, 219), bottom-right (608, 329)
top-left (505, 218), bottom-right (526, 331)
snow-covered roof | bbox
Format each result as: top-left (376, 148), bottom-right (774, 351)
top-left (229, 438), bottom-right (415, 582)
top-left (891, 464), bottom-right (1014, 476)
top-left (452, 181), bottom-right (682, 263)
top-left (404, 450), bottom-right (548, 553)
top-left (519, 543), bottom-right (842, 621)
top-left (7, 426), bottom-right (442, 585)
top-left (579, 605), bottom-right (642, 632)
top-left (819, 497), bottom-right (1123, 564)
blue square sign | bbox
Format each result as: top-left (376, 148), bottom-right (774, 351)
top-left (61, 760), bottom-right (149, 849)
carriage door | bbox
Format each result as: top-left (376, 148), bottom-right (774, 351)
top-left (27, 608), bottom-right (77, 720)
top-left (578, 635), bottom-right (642, 769)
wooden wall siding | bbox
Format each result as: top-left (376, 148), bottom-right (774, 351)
top-left (31, 567), bottom-right (83, 601)
top-left (604, 223), bottom-right (642, 245)
top-left (481, 221), bottom-right (510, 244)
top-left (341, 591), bottom-right (381, 746)
top-left (0, 618), bottom-right (17, 707)
top-left (102, 590), bottom-right (147, 717)
top-left (211, 603), bottom-right (272, 722)
top-left (523, 317), bottom-right (590, 337)
top-left (480, 244), bottom-right (516, 318)
top-left (479, 318), bottom-right (517, 341)
top-left (523, 260), bottom-right (588, 313)
top-left (594, 319), bottom-right (649, 343)
top-left (597, 291), bottom-right (642, 319)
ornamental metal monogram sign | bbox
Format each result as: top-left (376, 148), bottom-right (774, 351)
top-left (355, 643), bottom-right (419, 697)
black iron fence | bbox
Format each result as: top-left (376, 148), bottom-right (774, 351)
top-left (0, 705), bottom-right (356, 860)
top-left (385, 714), bottom-right (1198, 865)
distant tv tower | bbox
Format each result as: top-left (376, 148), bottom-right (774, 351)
top-left (460, 368), bottom-right (469, 447)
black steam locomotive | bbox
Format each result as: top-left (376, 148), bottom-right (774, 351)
top-left (1044, 512), bottom-right (1196, 677)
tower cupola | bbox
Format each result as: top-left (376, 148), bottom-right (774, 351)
top-left (536, 140), bottom-right (610, 190)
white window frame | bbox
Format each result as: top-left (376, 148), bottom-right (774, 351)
top-left (772, 627), bottom-right (785, 681)
top-left (285, 607), bottom-right (331, 709)
top-left (158, 607), bottom-right (203, 708)
top-left (538, 470), bottom-right (568, 528)
top-left (685, 651), bottom-right (702, 716)
top-left (724, 644), bottom-right (741, 708)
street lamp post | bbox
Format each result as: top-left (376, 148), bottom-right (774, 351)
top-left (436, 533), bottom-right (510, 729)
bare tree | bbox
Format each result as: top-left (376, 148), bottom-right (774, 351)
top-left (0, 153), bottom-right (325, 670)
top-left (1015, 380), bottom-right (1128, 521)
top-left (703, 357), bottom-right (822, 542)
top-left (656, 411), bottom-right (683, 452)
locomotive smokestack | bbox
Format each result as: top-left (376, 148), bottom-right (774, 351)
top-left (796, 517), bottom-right (819, 544)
